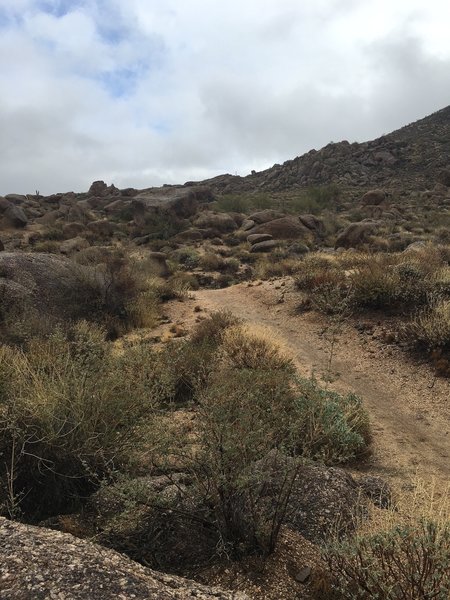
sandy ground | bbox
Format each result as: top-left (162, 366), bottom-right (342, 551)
top-left (154, 277), bottom-right (450, 490)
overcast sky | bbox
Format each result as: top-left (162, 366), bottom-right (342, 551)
top-left (1, 0), bottom-right (450, 195)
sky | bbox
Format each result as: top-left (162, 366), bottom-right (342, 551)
top-left (1, 0), bottom-right (450, 195)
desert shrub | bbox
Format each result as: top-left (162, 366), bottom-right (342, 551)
top-left (188, 368), bottom-right (301, 557)
top-left (294, 256), bottom-right (348, 314)
top-left (171, 247), bottom-right (201, 270)
top-left (41, 227), bottom-right (65, 241)
top-left (0, 322), bottom-right (161, 520)
top-left (292, 379), bottom-right (370, 464)
top-left (190, 311), bottom-right (240, 345)
top-left (199, 252), bottom-right (224, 271)
top-left (216, 194), bottom-right (253, 213)
top-left (153, 312), bottom-right (241, 405)
top-left (220, 324), bottom-right (295, 372)
top-left (291, 185), bottom-right (341, 214)
top-left (403, 299), bottom-right (450, 351)
top-left (320, 519), bottom-right (450, 599)
top-left (254, 257), bottom-right (301, 279)
top-left (32, 240), bottom-right (61, 253)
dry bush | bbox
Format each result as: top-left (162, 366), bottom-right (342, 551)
top-left (403, 298), bottom-right (450, 351)
top-left (199, 252), bottom-right (225, 271)
top-left (254, 257), bottom-right (301, 279)
top-left (220, 324), bottom-right (295, 372)
top-left (0, 322), bottom-right (162, 520)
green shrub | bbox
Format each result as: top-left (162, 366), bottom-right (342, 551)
top-left (320, 519), bottom-right (450, 599)
top-left (292, 379), bottom-right (370, 464)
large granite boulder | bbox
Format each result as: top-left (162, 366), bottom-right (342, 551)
top-left (0, 517), bottom-right (246, 600)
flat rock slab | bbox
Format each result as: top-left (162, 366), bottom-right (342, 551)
top-left (0, 517), bottom-right (247, 600)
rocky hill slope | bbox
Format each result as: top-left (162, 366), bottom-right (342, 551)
top-left (195, 105), bottom-right (450, 194)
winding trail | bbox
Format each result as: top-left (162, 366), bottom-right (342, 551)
top-left (159, 277), bottom-right (450, 488)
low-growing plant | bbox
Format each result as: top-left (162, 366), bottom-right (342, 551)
top-left (292, 379), bottom-right (371, 464)
top-left (320, 519), bottom-right (450, 599)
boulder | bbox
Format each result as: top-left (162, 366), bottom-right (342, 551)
top-left (241, 219), bottom-right (255, 231)
top-left (148, 251), bottom-right (170, 277)
top-left (104, 198), bottom-right (132, 216)
top-left (5, 193), bottom-right (27, 205)
top-left (4, 205), bottom-right (28, 227)
top-left (87, 180), bottom-right (108, 197)
top-left (299, 214), bottom-right (325, 236)
top-left (250, 240), bottom-right (278, 252)
top-left (285, 463), bottom-right (364, 543)
top-left (193, 211), bottom-right (238, 232)
top-left (0, 196), bottom-right (12, 211)
top-left (60, 236), bottom-right (90, 254)
top-left (360, 189), bottom-right (386, 206)
top-left (62, 222), bottom-right (85, 238)
top-left (437, 168), bottom-right (450, 187)
top-left (250, 217), bottom-right (312, 241)
top-left (247, 233), bottom-right (273, 244)
top-left (134, 186), bottom-right (213, 220)
top-left (248, 209), bottom-right (285, 224)
top-left (87, 220), bottom-right (115, 238)
top-left (335, 221), bottom-right (378, 249)
top-left (172, 228), bottom-right (204, 242)
top-left (0, 517), bottom-right (246, 600)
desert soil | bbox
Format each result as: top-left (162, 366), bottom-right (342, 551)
top-left (155, 277), bottom-right (450, 491)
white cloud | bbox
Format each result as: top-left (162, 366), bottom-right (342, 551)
top-left (0, 0), bottom-right (449, 194)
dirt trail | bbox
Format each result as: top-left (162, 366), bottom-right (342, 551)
top-left (160, 277), bottom-right (450, 488)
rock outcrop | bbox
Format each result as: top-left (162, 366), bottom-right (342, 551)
top-left (0, 517), bottom-right (247, 600)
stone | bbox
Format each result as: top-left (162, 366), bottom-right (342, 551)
top-left (247, 233), bottom-right (273, 244)
top-left (59, 236), bottom-right (90, 254)
top-left (148, 251), bottom-right (170, 277)
top-left (5, 193), bottom-right (27, 204)
top-left (193, 211), bottom-right (238, 232)
top-left (335, 221), bottom-right (378, 249)
top-left (299, 214), bottom-right (325, 235)
top-left (87, 220), bottom-right (115, 237)
top-left (62, 222), bottom-right (85, 238)
top-left (88, 180), bottom-right (108, 197)
top-left (250, 240), bottom-right (278, 252)
top-left (360, 189), bottom-right (386, 206)
top-left (4, 204), bottom-right (28, 227)
top-left (248, 209), bottom-right (285, 224)
top-left (0, 517), bottom-right (247, 600)
top-left (250, 217), bottom-right (312, 240)
top-left (241, 219), bottom-right (255, 231)
top-left (437, 168), bottom-right (450, 187)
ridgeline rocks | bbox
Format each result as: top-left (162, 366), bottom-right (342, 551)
top-left (197, 105), bottom-right (450, 194)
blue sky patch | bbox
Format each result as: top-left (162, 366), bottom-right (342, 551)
top-left (36, 0), bottom-right (81, 18)
top-left (98, 65), bottom-right (146, 98)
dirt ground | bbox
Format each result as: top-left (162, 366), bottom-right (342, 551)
top-left (153, 276), bottom-right (450, 491)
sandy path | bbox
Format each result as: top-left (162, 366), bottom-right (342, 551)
top-left (160, 277), bottom-right (449, 488)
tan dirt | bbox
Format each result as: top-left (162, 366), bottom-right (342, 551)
top-left (158, 277), bottom-right (450, 491)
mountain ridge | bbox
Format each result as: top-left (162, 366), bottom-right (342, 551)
top-left (191, 105), bottom-right (450, 195)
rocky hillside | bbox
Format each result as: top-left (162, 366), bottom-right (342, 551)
top-left (195, 105), bottom-right (450, 194)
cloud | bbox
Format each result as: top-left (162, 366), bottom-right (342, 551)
top-left (0, 0), bottom-right (450, 194)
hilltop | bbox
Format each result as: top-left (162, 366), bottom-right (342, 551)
top-left (195, 105), bottom-right (450, 194)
